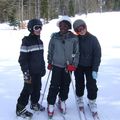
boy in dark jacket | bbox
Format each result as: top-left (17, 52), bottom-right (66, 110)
top-left (73, 19), bottom-right (101, 114)
top-left (47, 16), bottom-right (79, 118)
top-left (16, 19), bottom-right (46, 118)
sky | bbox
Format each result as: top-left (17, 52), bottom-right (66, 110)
top-left (0, 12), bottom-right (120, 120)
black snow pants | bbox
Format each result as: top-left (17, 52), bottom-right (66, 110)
top-left (47, 65), bottom-right (71, 105)
top-left (74, 66), bottom-right (98, 100)
top-left (17, 73), bottom-right (42, 107)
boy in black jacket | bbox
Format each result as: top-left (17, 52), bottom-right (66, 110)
top-left (73, 19), bottom-right (101, 114)
top-left (16, 19), bottom-right (46, 118)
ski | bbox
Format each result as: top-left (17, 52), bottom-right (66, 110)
top-left (56, 103), bottom-right (67, 120)
top-left (16, 112), bottom-right (33, 120)
top-left (48, 116), bottom-right (54, 120)
top-left (16, 115), bottom-right (32, 120)
top-left (91, 112), bottom-right (100, 120)
top-left (47, 113), bottom-right (65, 120)
top-left (88, 104), bottom-right (100, 120)
top-left (79, 107), bottom-right (87, 120)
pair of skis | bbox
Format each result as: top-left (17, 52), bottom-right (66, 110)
top-left (68, 70), bottom-right (100, 120)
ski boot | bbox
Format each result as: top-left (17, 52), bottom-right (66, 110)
top-left (77, 96), bottom-right (84, 111)
top-left (47, 104), bottom-right (54, 119)
top-left (30, 103), bottom-right (45, 111)
top-left (57, 99), bottom-right (66, 114)
top-left (16, 104), bottom-right (33, 118)
top-left (88, 99), bottom-right (97, 113)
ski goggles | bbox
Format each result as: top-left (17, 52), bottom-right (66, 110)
top-left (33, 25), bottom-right (42, 31)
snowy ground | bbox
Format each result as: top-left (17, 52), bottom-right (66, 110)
top-left (0, 12), bottom-right (120, 120)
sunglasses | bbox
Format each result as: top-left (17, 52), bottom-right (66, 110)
top-left (78, 24), bottom-right (86, 32)
top-left (33, 25), bottom-right (42, 31)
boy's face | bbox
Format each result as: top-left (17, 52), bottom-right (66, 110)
top-left (59, 21), bottom-right (69, 34)
top-left (75, 24), bottom-right (87, 35)
top-left (33, 25), bottom-right (42, 36)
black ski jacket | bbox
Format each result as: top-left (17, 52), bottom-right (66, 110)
top-left (78, 32), bottom-right (101, 72)
top-left (18, 33), bottom-right (46, 76)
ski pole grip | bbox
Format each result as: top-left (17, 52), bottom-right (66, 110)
top-left (66, 60), bottom-right (69, 65)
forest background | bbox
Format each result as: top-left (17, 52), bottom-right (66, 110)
top-left (0, 0), bottom-right (120, 27)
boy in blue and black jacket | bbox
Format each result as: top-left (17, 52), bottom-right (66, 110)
top-left (16, 19), bottom-right (46, 118)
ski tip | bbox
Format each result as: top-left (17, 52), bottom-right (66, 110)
top-left (92, 112), bottom-right (100, 120)
top-left (48, 118), bottom-right (53, 120)
top-left (48, 116), bottom-right (53, 120)
top-left (16, 115), bottom-right (33, 120)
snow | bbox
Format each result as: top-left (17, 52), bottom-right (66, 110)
top-left (0, 12), bottom-right (120, 120)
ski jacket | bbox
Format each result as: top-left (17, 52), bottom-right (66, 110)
top-left (78, 32), bottom-right (101, 72)
top-left (48, 31), bottom-right (79, 68)
top-left (18, 33), bottom-right (45, 76)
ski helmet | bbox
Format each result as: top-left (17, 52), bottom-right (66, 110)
top-left (27, 19), bottom-right (42, 32)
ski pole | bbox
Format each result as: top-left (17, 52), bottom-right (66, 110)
top-left (69, 72), bottom-right (82, 120)
top-left (66, 61), bottom-right (82, 120)
top-left (40, 70), bottom-right (51, 105)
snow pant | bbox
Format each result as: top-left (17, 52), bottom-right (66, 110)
top-left (74, 66), bottom-right (98, 100)
top-left (47, 65), bottom-right (71, 105)
top-left (17, 73), bottom-right (42, 109)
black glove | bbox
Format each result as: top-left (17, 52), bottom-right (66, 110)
top-left (40, 68), bottom-right (46, 77)
top-left (23, 71), bottom-right (31, 83)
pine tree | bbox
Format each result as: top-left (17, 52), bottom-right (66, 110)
top-left (68, 0), bottom-right (74, 16)
top-left (41, 0), bottom-right (48, 22)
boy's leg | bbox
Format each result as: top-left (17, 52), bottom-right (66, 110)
top-left (30, 74), bottom-right (41, 104)
top-left (85, 67), bottom-right (98, 113)
top-left (30, 74), bottom-right (45, 111)
top-left (85, 67), bottom-right (98, 100)
top-left (59, 69), bottom-right (71, 101)
top-left (47, 66), bottom-right (62, 116)
top-left (47, 66), bottom-right (62, 105)
top-left (16, 83), bottom-right (32, 117)
top-left (17, 83), bottom-right (32, 107)
top-left (74, 66), bottom-right (85, 97)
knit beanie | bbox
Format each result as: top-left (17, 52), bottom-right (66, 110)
top-left (57, 16), bottom-right (72, 29)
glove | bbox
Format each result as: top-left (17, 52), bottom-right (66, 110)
top-left (23, 71), bottom-right (31, 83)
top-left (67, 65), bottom-right (76, 71)
top-left (40, 68), bottom-right (46, 77)
top-left (92, 71), bottom-right (98, 80)
top-left (47, 64), bottom-right (52, 70)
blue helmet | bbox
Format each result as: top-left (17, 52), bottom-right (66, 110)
top-left (27, 19), bottom-right (42, 32)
